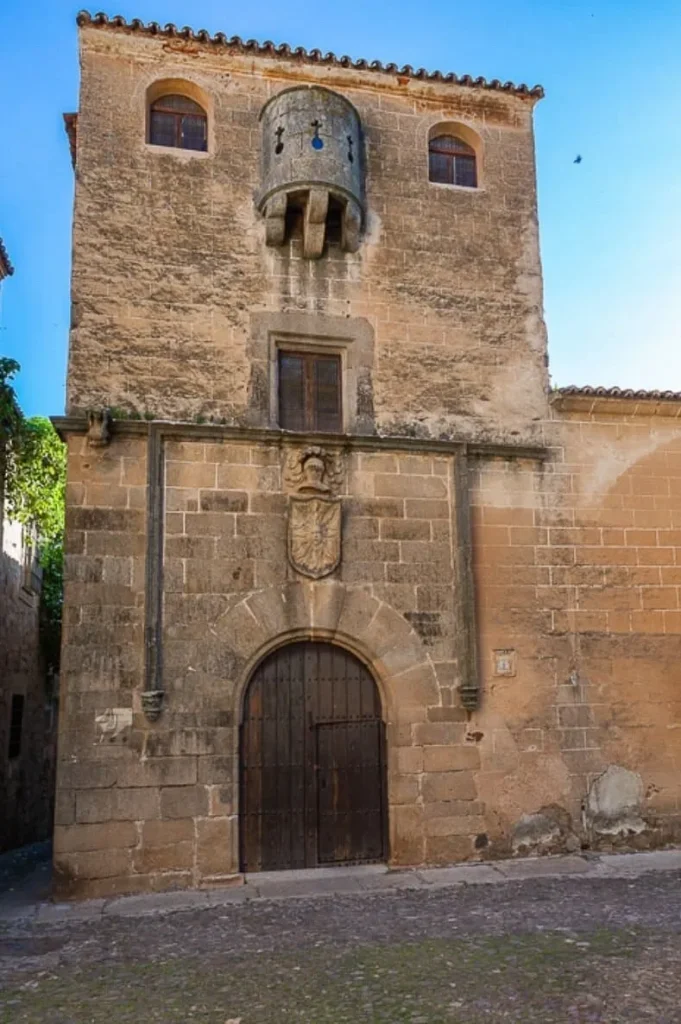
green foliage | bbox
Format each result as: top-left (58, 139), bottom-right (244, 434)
top-left (4, 416), bottom-right (66, 543)
top-left (0, 357), bottom-right (22, 430)
top-left (0, 357), bottom-right (24, 475)
top-left (1, 363), bottom-right (67, 673)
top-left (8, 416), bottom-right (67, 673)
top-left (39, 536), bottom-right (64, 672)
top-left (109, 406), bottom-right (144, 420)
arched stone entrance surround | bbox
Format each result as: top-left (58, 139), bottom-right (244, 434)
top-left (218, 580), bottom-right (439, 872)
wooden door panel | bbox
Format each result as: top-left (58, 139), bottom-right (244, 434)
top-left (316, 721), bottom-right (386, 865)
top-left (240, 642), bottom-right (386, 872)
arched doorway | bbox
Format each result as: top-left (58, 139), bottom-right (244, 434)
top-left (240, 641), bottom-right (387, 872)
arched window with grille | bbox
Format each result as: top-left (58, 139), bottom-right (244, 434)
top-left (428, 134), bottom-right (478, 188)
top-left (149, 94), bottom-right (207, 152)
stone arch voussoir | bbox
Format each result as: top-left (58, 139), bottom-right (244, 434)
top-left (216, 581), bottom-right (436, 723)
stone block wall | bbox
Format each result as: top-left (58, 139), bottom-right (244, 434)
top-left (55, 403), bottom-right (681, 895)
top-left (55, 430), bottom-right (489, 895)
top-left (54, 433), bottom-right (149, 893)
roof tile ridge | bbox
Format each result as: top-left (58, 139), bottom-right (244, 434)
top-left (75, 11), bottom-right (544, 98)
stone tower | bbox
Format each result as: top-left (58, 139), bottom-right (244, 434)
top-left (65, 12), bottom-right (548, 443)
top-left (56, 13), bottom-right (681, 900)
top-left (62, 12), bottom-right (681, 898)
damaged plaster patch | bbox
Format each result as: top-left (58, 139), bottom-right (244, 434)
top-left (512, 804), bottom-right (579, 855)
top-left (586, 765), bottom-right (646, 836)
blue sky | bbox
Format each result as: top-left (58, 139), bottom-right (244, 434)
top-left (1, 1), bottom-right (680, 416)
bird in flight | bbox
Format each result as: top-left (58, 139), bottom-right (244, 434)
top-left (574, 154), bottom-right (582, 164)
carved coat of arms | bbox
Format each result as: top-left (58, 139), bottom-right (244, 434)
top-left (285, 448), bottom-right (343, 580)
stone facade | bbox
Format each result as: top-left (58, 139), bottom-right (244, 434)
top-left (54, 15), bottom-right (681, 897)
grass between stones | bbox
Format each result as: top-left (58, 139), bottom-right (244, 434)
top-left (1, 927), bottom-right (662, 1023)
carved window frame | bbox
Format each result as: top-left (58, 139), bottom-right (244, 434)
top-left (249, 312), bottom-right (375, 435)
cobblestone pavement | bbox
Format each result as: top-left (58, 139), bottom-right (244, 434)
top-left (0, 852), bottom-right (680, 1022)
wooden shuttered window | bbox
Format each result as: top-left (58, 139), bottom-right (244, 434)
top-left (149, 94), bottom-right (208, 152)
top-left (428, 135), bottom-right (477, 188)
top-left (278, 351), bottom-right (342, 433)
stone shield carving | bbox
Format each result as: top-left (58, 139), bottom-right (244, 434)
top-left (288, 495), bottom-right (341, 579)
top-left (285, 447), bottom-right (343, 580)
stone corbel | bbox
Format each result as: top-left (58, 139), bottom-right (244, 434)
top-left (459, 681), bottom-right (480, 712)
top-left (264, 193), bottom-right (287, 247)
top-left (141, 689), bottom-right (164, 722)
top-left (261, 188), bottom-right (363, 257)
top-left (342, 198), bottom-right (362, 254)
top-left (303, 188), bottom-right (329, 259)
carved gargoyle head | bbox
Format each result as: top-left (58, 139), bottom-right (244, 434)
top-left (86, 408), bottom-right (112, 448)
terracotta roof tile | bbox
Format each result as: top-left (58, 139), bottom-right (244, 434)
top-left (554, 386), bottom-right (681, 402)
top-left (0, 237), bottom-right (13, 279)
top-left (76, 11), bottom-right (544, 99)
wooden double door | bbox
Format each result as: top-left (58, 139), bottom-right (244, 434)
top-left (240, 641), bottom-right (387, 872)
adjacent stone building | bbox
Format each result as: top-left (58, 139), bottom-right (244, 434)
top-left (1, 242), bottom-right (58, 852)
top-left (54, 12), bottom-right (681, 897)
top-left (0, 519), bottom-right (57, 852)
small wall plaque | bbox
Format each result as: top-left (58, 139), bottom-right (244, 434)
top-left (95, 707), bottom-right (132, 744)
top-left (493, 649), bottom-right (516, 677)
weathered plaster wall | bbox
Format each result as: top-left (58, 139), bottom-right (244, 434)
top-left (469, 400), bottom-right (681, 856)
top-left (67, 25), bottom-right (548, 445)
